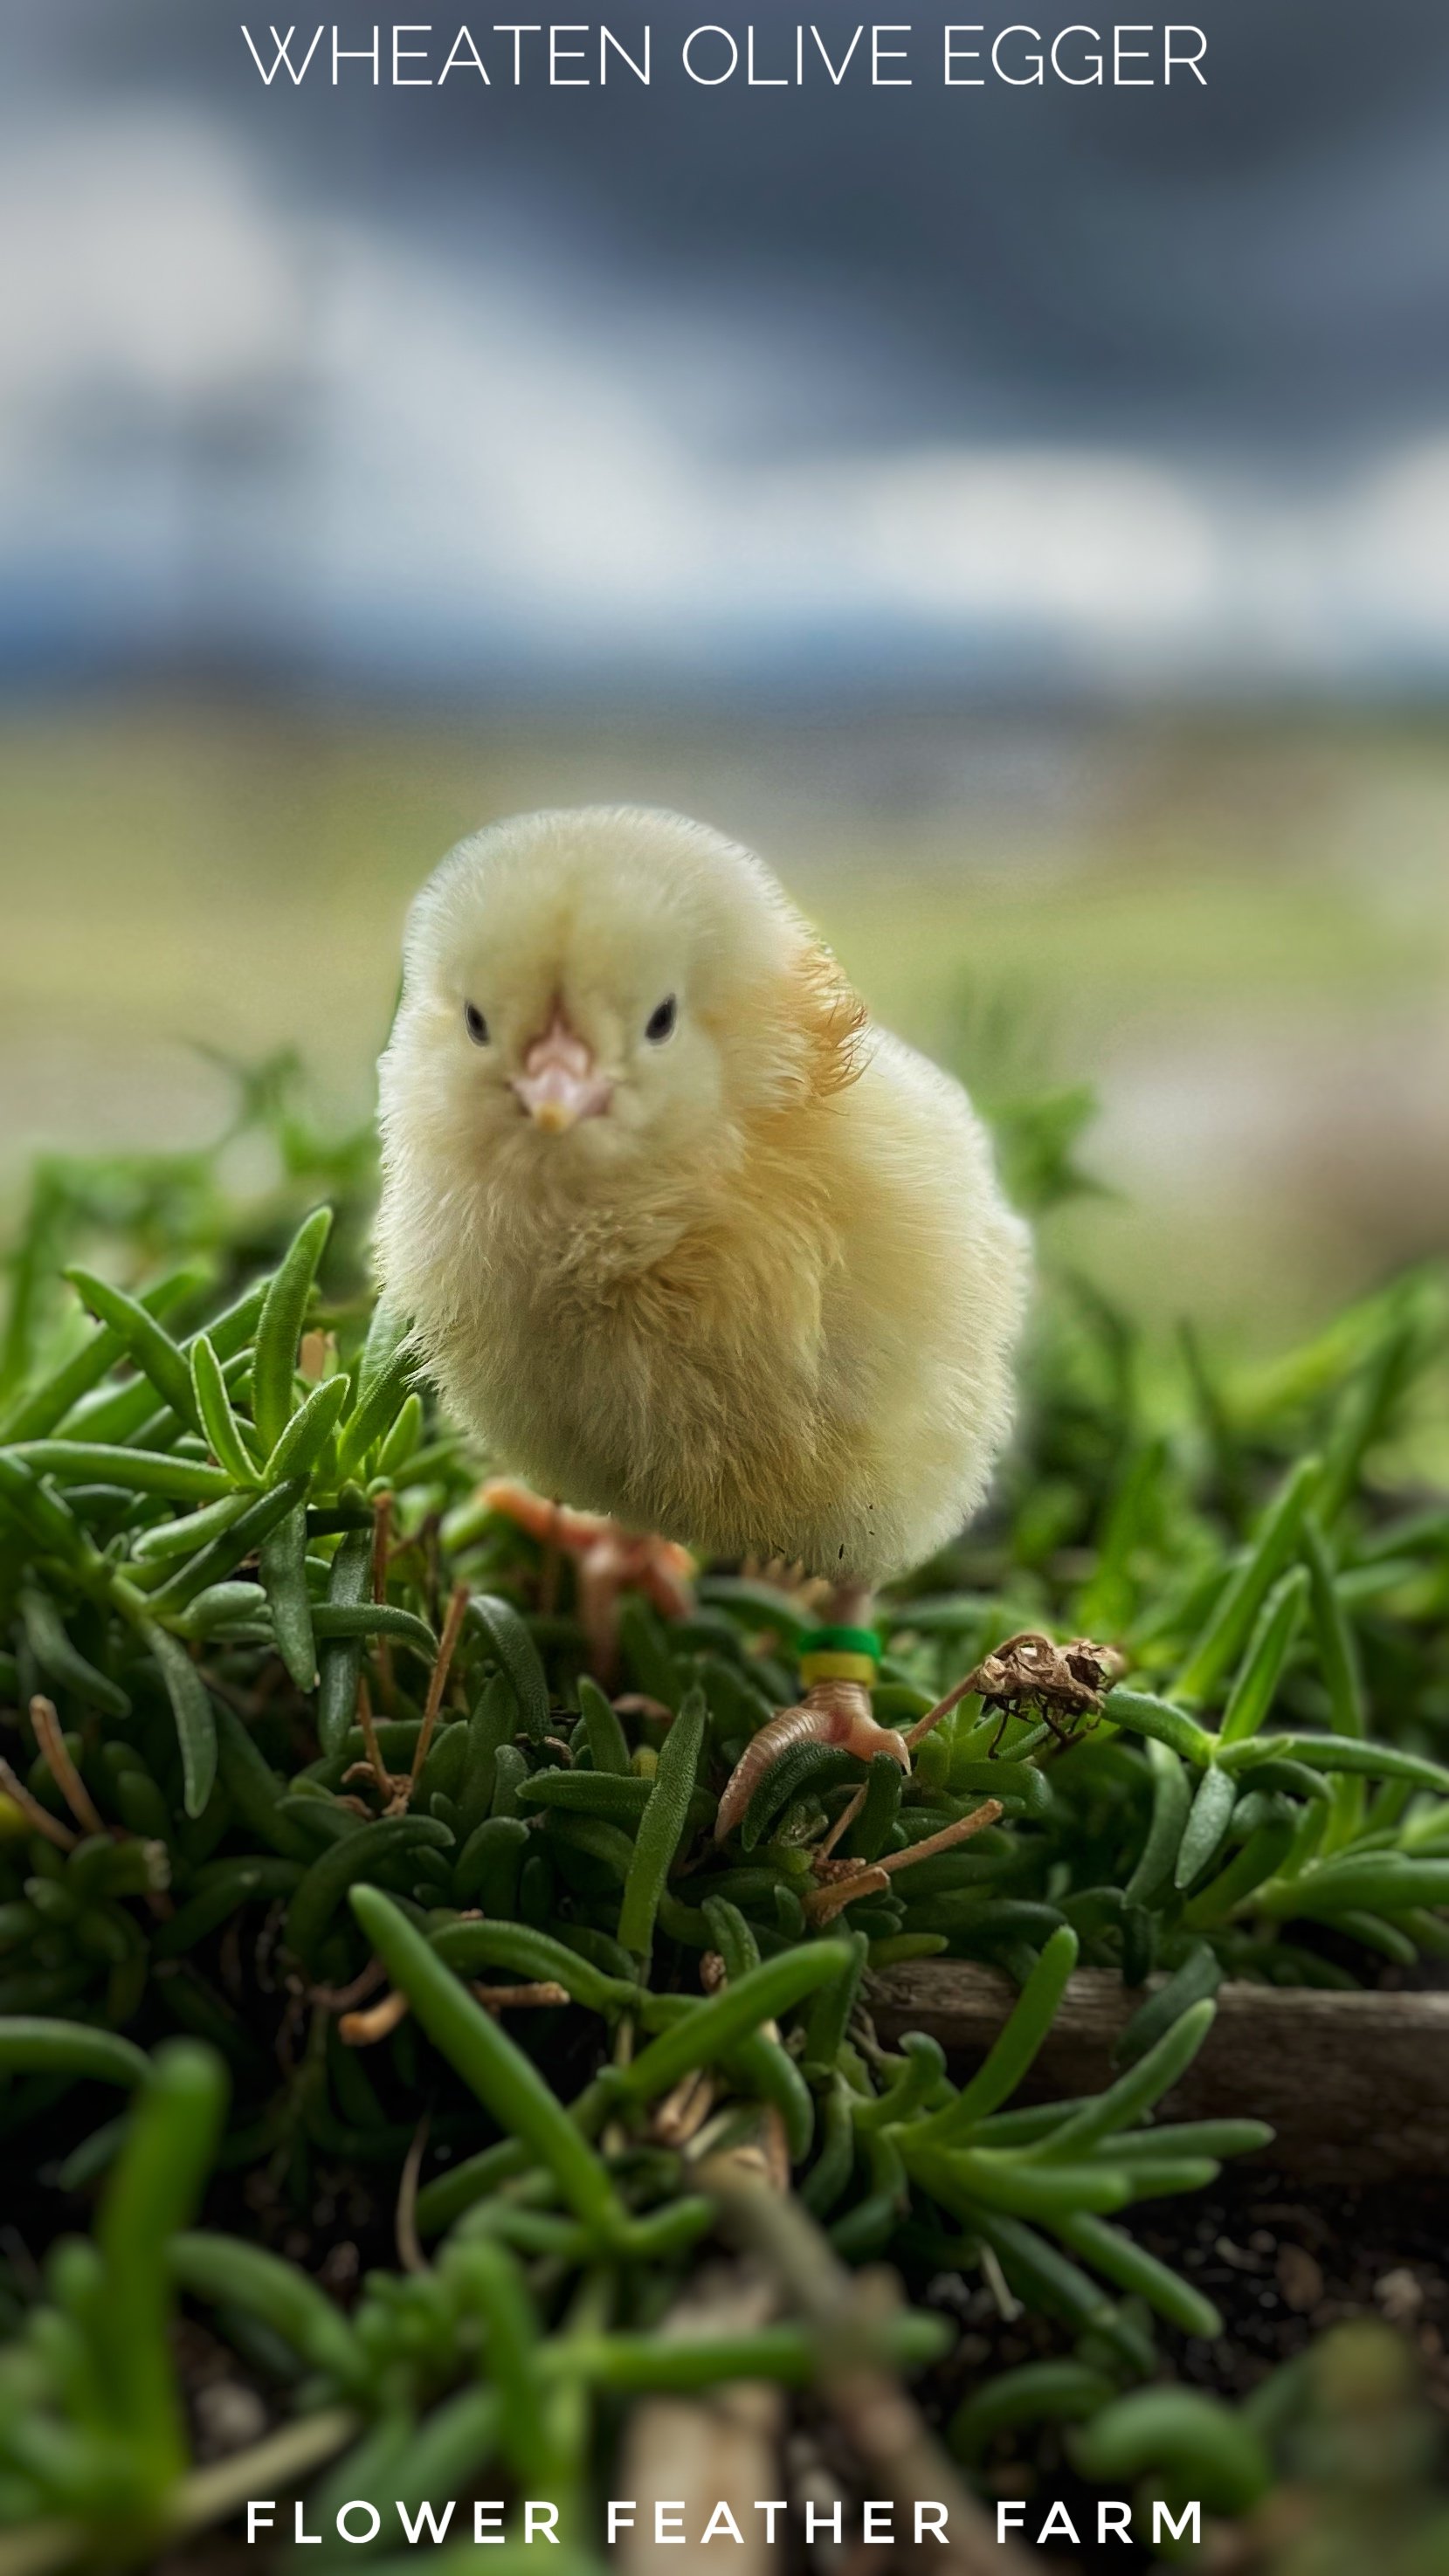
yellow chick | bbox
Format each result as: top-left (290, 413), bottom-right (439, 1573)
top-left (376, 806), bottom-right (1029, 1804)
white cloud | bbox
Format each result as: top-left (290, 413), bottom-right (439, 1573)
top-left (802, 449), bottom-right (1218, 634)
top-left (0, 112), bottom-right (301, 415)
top-left (1342, 439), bottom-right (1449, 644)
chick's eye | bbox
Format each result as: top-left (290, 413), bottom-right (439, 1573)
top-left (463, 1002), bottom-right (489, 1046)
top-left (645, 995), bottom-right (677, 1044)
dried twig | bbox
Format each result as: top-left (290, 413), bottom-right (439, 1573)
top-left (395, 2109), bottom-right (431, 2276)
top-left (875, 1801), bottom-right (1004, 1875)
top-left (28, 1697), bottom-right (106, 1837)
top-left (304, 1956), bottom-right (390, 2015)
top-left (351, 1677), bottom-right (393, 1801)
top-left (650, 2067), bottom-right (719, 2150)
top-left (804, 1800), bottom-right (1004, 1923)
top-left (339, 1987), bottom-right (410, 2047)
top-left (613, 1692), bottom-right (675, 1725)
top-left (370, 1491), bottom-right (395, 1714)
top-left (616, 2267), bottom-right (784, 2576)
top-left (298, 1330), bottom-right (334, 1384)
top-left (393, 1581), bottom-right (470, 1811)
top-left (698, 2151), bottom-right (1041, 2576)
top-left (804, 1864), bottom-right (892, 1927)
top-left (815, 1780), bottom-right (867, 1863)
top-left (0, 1756), bottom-right (77, 1852)
top-left (903, 1670), bottom-right (987, 1752)
top-left (471, 1980), bottom-right (570, 2014)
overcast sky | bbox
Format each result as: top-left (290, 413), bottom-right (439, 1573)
top-left (3, 0), bottom-right (1449, 695)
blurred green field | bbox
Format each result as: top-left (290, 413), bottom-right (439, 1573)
top-left (2, 693), bottom-right (1447, 1352)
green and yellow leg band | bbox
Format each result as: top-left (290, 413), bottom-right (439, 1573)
top-left (797, 1625), bottom-right (880, 1691)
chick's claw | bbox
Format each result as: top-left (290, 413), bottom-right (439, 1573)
top-left (712, 1678), bottom-right (909, 1842)
top-left (480, 1477), bottom-right (694, 1676)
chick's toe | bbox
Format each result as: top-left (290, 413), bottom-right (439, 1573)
top-left (480, 1477), bottom-right (694, 1677)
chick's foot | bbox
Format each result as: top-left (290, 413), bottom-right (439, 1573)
top-left (712, 1675), bottom-right (908, 1842)
top-left (479, 1477), bottom-right (695, 1677)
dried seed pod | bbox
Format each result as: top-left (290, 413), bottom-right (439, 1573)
top-left (965, 1631), bottom-right (1124, 1747)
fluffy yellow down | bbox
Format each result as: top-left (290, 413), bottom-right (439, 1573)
top-left (376, 805), bottom-right (1030, 1587)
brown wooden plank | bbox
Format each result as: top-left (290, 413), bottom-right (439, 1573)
top-left (869, 1964), bottom-right (1449, 2184)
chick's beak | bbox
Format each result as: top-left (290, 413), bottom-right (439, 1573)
top-left (511, 1011), bottom-right (611, 1133)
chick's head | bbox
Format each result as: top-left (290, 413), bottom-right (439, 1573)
top-left (380, 806), bottom-right (864, 1201)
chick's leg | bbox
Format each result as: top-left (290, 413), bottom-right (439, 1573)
top-left (480, 1478), bottom-right (694, 1678)
top-left (825, 1581), bottom-right (873, 1633)
top-left (713, 1581), bottom-right (910, 1842)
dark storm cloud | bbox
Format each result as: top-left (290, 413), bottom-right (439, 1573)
top-left (27, 0), bottom-right (1449, 452)
top-left (3, 1), bottom-right (1449, 687)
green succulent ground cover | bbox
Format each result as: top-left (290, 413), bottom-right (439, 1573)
top-left (0, 1064), bottom-right (1446, 2570)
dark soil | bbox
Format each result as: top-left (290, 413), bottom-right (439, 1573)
top-left (907, 2166), bottom-right (1449, 2570)
top-left (1148, 2170), bottom-right (1449, 2412)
